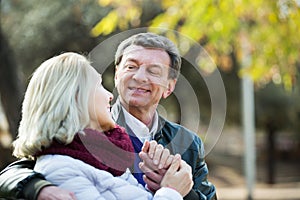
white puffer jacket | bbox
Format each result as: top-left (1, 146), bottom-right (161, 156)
top-left (34, 155), bottom-right (182, 200)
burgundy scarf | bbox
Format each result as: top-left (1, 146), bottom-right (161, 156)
top-left (36, 125), bottom-right (135, 176)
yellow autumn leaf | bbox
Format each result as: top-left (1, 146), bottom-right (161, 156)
top-left (90, 10), bottom-right (118, 37)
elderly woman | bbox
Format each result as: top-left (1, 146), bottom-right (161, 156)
top-left (12, 52), bottom-right (192, 200)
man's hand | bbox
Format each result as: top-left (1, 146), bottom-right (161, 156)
top-left (37, 186), bottom-right (77, 200)
top-left (161, 154), bottom-right (193, 197)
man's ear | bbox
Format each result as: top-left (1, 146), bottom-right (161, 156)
top-left (162, 79), bottom-right (176, 99)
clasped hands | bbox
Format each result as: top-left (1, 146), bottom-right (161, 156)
top-left (139, 141), bottom-right (193, 197)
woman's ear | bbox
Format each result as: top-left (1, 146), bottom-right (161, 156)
top-left (162, 79), bottom-right (176, 99)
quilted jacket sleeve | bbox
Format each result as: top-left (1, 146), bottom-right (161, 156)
top-left (0, 159), bottom-right (53, 200)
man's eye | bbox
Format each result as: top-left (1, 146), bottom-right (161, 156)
top-left (126, 65), bottom-right (137, 70)
top-left (149, 70), bottom-right (160, 75)
top-left (148, 68), bottom-right (162, 76)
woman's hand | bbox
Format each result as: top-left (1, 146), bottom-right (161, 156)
top-left (141, 140), bottom-right (173, 169)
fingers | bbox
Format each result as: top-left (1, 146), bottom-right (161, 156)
top-left (143, 140), bottom-right (171, 170)
top-left (176, 160), bottom-right (193, 196)
top-left (157, 148), bottom-right (170, 169)
top-left (70, 192), bottom-right (77, 200)
top-left (139, 156), bottom-right (168, 173)
top-left (139, 151), bottom-right (159, 171)
top-left (139, 157), bottom-right (156, 173)
top-left (139, 161), bottom-right (165, 194)
top-left (37, 186), bottom-right (77, 200)
top-left (179, 160), bottom-right (192, 174)
top-left (160, 155), bottom-right (193, 197)
top-left (165, 154), bottom-right (181, 175)
top-left (147, 140), bottom-right (158, 159)
top-left (143, 175), bottom-right (161, 192)
top-left (142, 169), bottom-right (164, 184)
top-left (141, 140), bottom-right (150, 153)
top-left (164, 154), bottom-right (174, 169)
top-left (152, 144), bottom-right (163, 165)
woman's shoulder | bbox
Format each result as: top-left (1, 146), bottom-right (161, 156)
top-left (35, 155), bottom-right (116, 185)
top-left (34, 154), bottom-right (105, 176)
top-left (36, 154), bottom-right (85, 167)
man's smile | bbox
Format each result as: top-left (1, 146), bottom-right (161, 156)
top-left (128, 86), bottom-right (151, 94)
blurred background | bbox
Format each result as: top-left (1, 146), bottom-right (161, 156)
top-left (0, 0), bottom-right (299, 199)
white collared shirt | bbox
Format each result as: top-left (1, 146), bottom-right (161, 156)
top-left (121, 106), bottom-right (158, 143)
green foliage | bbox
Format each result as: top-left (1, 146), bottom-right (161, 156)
top-left (92, 0), bottom-right (300, 90)
top-left (91, 0), bottom-right (142, 36)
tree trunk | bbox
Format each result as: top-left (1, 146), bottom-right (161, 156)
top-left (0, 27), bottom-right (23, 168)
top-left (0, 27), bottom-right (23, 139)
top-left (266, 120), bottom-right (276, 184)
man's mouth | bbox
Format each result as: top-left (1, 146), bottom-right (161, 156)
top-left (129, 87), bottom-right (151, 93)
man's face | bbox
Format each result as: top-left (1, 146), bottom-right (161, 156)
top-left (114, 45), bottom-right (176, 111)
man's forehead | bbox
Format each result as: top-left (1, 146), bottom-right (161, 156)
top-left (122, 45), bottom-right (167, 56)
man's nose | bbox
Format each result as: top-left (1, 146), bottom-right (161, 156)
top-left (132, 67), bottom-right (148, 82)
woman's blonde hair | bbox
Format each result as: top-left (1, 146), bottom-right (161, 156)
top-left (13, 52), bottom-right (94, 159)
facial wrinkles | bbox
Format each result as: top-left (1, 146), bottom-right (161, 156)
top-left (123, 62), bottom-right (169, 89)
top-left (115, 46), bottom-right (171, 108)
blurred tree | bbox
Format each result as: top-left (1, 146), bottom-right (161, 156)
top-left (0, 26), bottom-right (22, 139)
top-left (92, 0), bottom-right (300, 91)
top-left (0, 26), bottom-right (22, 168)
top-left (256, 83), bottom-right (294, 184)
top-left (1, 0), bottom-right (105, 76)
